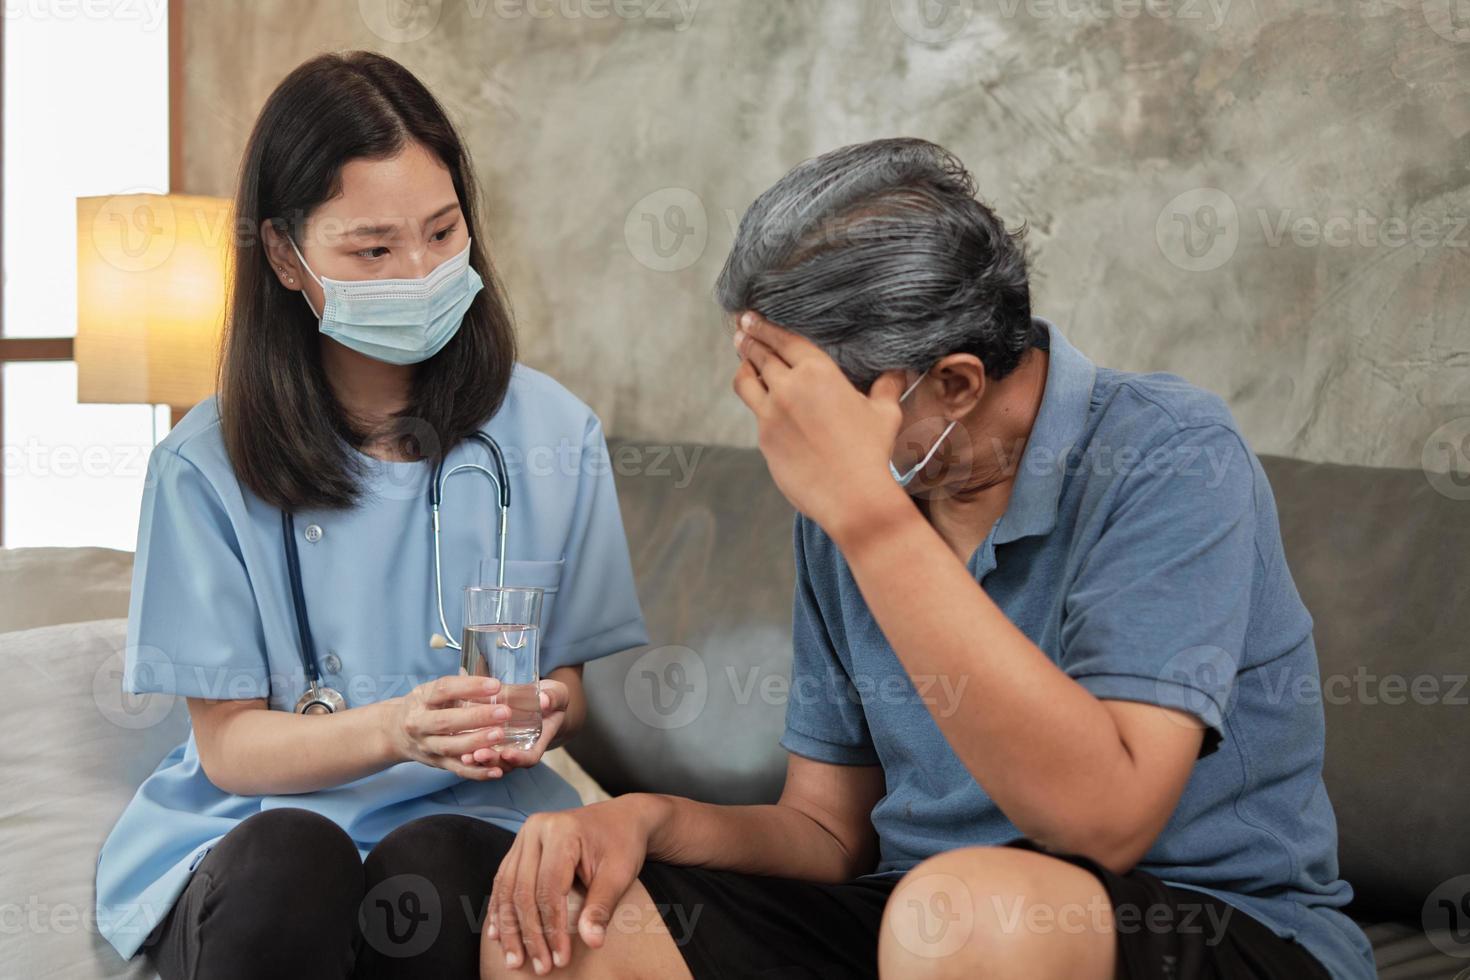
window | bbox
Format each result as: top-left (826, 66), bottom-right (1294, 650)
top-left (1, 3), bottom-right (172, 547)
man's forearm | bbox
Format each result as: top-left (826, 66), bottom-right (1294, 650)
top-left (633, 793), bottom-right (868, 883)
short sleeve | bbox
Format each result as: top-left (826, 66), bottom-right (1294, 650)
top-left (779, 516), bottom-right (880, 766)
top-left (537, 417), bottom-right (650, 673)
top-left (123, 446), bottom-right (273, 700)
top-left (1060, 423), bottom-right (1258, 755)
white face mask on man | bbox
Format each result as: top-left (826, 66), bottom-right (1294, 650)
top-left (889, 371), bottom-right (958, 488)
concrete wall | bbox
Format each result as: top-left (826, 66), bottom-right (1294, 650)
top-left (180, 0), bottom-right (1470, 470)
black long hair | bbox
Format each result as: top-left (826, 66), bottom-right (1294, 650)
top-left (218, 50), bottom-right (517, 512)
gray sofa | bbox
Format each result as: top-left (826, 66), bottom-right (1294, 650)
top-left (1, 443), bottom-right (1466, 977)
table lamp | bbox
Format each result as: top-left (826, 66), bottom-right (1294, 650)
top-left (75, 193), bottom-right (233, 426)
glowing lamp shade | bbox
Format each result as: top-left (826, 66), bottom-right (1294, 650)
top-left (75, 193), bottom-right (233, 409)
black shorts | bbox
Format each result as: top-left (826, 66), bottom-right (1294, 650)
top-left (636, 839), bottom-right (1331, 980)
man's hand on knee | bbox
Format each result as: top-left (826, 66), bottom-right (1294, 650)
top-left (480, 799), bottom-right (657, 976)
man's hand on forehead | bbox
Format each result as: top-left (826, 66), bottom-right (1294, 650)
top-left (730, 310), bottom-right (911, 541)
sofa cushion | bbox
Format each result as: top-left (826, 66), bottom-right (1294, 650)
top-left (0, 547), bottom-right (133, 634)
top-left (1359, 919), bottom-right (1468, 978)
top-left (0, 612), bottom-right (609, 978)
top-left (1260, 455), bottom-right (1470, 921)
top-left (570, 442), bottom-right (795, 805)
top-left (0, 618), bottom-right (187, 979)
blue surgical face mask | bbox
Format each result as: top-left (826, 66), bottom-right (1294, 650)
top-left (890, 371), bottom-right (959, 488)
top-left (287, 235), bottom-right (483, 365)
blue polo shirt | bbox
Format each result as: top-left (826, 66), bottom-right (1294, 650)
top-left (783, 318), bottom-right (1375, 980)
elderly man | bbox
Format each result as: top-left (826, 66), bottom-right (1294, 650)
top-left (479, 139), bottom-right (1374, 980)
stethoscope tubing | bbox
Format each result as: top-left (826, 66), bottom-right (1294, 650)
top-left (280, 508), bottom-right (320, 685)
top-left (282, 431), bottom-right (512, 711)
top-left (434, 432), bottom-right (512, 647)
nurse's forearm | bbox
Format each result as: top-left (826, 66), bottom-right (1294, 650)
top-left (188, 696), bottom-right (401, 796)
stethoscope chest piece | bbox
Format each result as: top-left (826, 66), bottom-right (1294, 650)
top-left (295, 680), bottom-right (348, 715)
top-left (282, 510), bottom-right (351, 714)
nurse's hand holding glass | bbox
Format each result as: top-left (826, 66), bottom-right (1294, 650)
top-left (389, 587), bottom-right (583, 779)
top-left (382, 674), bottom-right (525, 780)
top-left (387, 586), bottom-right (555, 780)
top-left (457, 678), bottom-right (575, 772)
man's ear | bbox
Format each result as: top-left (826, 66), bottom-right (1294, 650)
top-left (931, 354), bottom-right (986, 417)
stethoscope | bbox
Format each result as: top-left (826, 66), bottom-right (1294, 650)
top-left (282, 432), bottom-right (511, 714)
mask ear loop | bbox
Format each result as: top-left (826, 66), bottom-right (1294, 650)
top-left (285, 235), bottom-right (324, 319)
top-left (891, 368), bottom-right (958, 487)
top-left (899, 372), bottom-right (926, 402)
top-left (911, 419), bottom-right (959, 471)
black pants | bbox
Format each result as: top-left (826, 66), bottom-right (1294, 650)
top-left (141, 807), bottom-right (520, 980)
top-left (637, 838), bottom-right (1332, 980)
top-left (145, 809), bottom-right (1331, 980)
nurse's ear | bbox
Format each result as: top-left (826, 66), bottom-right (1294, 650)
top-left (260, 219), bottom-right (306, 293)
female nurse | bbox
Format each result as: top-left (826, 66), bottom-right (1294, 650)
top-left (93, 51), bottom-right (648, 979)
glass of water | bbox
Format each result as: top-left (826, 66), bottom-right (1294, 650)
top-left (460, 586), bottom-right (543, 751)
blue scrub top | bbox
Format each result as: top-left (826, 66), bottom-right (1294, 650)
top-left (94, 364), bottom-right (649, 960)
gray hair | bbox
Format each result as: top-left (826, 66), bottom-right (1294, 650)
top-left (714, 138), bottom-right (1032, 388)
